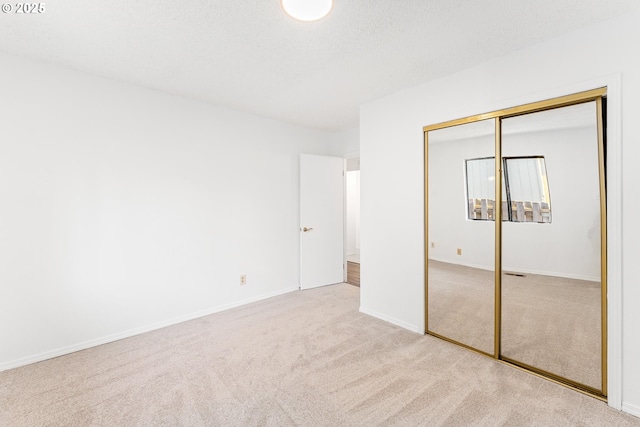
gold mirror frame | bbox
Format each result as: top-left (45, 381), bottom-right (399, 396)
top-left (423, 87), bottom-right (608, 399)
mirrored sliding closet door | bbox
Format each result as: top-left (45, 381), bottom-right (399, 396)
top-left (427, 118), bottom-right (496, 355)
top-left (424, 88), bottom-right (607, 398)
top-left (500, 101), bottom-right (605, 394)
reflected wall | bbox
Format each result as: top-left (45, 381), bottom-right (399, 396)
top-left (427, 119), bottom-right (495, 355)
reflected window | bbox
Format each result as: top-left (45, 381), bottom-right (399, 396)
top-left (466, 156), bottom-right (551, 223)
top-left (465, 157), bottom-right (496, 220)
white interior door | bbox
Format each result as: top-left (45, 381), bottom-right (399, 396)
top-left (300, 154), bottom-right (345, 289)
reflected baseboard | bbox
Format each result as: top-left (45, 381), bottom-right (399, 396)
top-left (427, 256), bottom-right (599, 282)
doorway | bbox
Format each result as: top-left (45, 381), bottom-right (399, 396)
top-left (346, 157), bottom-right (360, 287)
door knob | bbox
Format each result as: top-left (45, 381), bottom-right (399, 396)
top-left (302, 227), bottom-right (314, 232)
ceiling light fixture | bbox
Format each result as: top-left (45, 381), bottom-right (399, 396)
top-left (281, 0), bottom-right (333, 22)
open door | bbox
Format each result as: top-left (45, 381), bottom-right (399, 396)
top-left (300, 154), bottom-right (345, 290)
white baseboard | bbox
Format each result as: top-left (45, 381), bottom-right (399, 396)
top-left (0, 286), bottom-right (298, 373)
top-left (359, 306), bottom-right (422, 334)
top-left (622, 402), bottom-right (640, 418)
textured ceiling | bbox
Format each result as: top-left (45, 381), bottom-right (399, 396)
top-left (0, 1), bottom-right (637, 131)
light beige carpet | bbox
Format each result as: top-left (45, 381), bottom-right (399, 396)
top-left (502, 269), bottom-right (601, 390)
top-left (1, 283), bottom-right (638, 427)
top-left (428, 259), bottom-right (602, 390)
top-left (428, 260), bottom-right (495, 354)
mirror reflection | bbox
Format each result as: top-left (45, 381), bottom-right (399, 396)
top-left (427, 119), bottom-right (495, 354)
top-left (500, 101), bottom-right (602, 391)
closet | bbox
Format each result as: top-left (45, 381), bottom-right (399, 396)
top-left (424, 88), bottom-right (607, 398)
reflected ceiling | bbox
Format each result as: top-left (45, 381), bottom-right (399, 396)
top-left (428, 102), bottom-right (597, 143)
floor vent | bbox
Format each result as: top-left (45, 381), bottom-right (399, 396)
top-left (505, 272), bottom-right (526, 277)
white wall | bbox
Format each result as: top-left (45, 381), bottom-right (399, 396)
top-left (0, 53), bottom-right (343, 370)
top-left (429, 125), bottom-right (601, 281)
top-left (360, 8), bottom-right (640, 414)
top-left (329, 127), bottom-right (360, 158)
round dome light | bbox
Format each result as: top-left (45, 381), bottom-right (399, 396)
top-left (281, 0), bottom-right (333, 22)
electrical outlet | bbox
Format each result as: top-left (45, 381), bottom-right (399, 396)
top-left (431, 242), bottom-right (435, 248)
top-left (456, 248), bottom-right (462, 255)
top-left (240, 274), bottom-right (246, 285)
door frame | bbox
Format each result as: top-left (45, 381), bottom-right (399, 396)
top-left (344, 155), bottom-right (361, 284)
